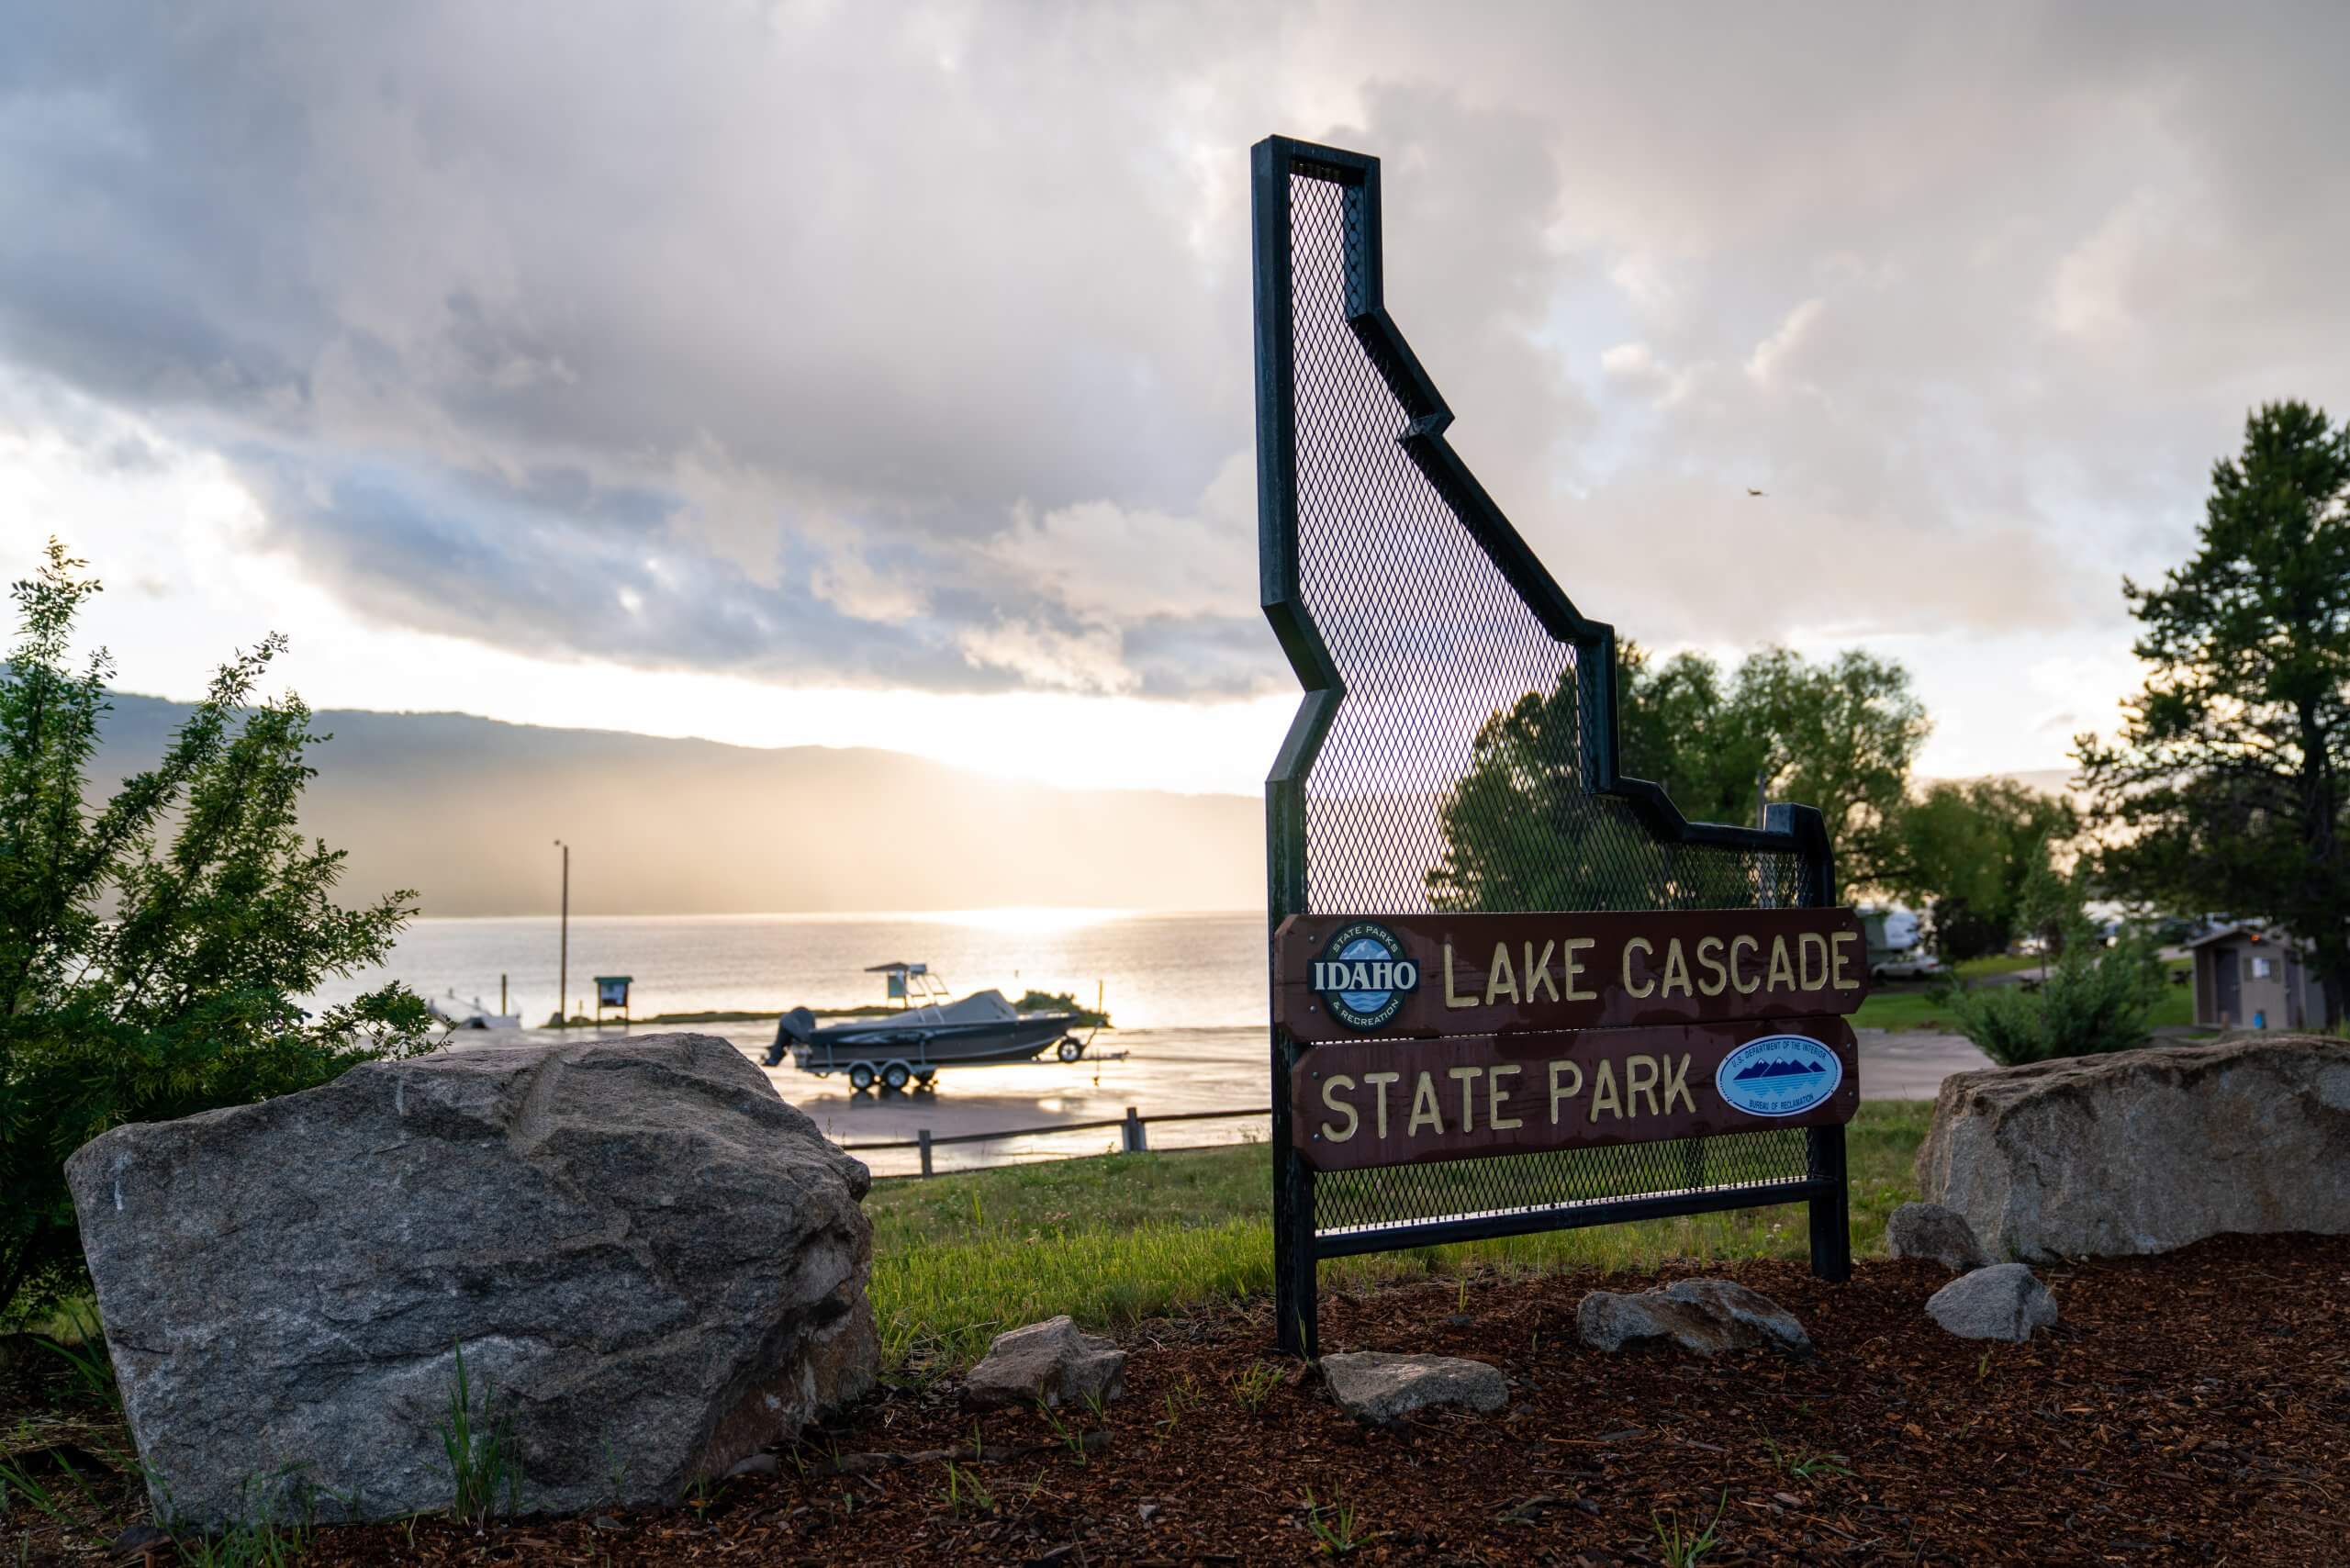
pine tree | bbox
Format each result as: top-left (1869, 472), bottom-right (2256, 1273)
top-left (2076, 401), bottom-right (2350, 1026)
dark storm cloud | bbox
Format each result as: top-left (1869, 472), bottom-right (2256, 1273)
top-left (233, 447), bottom-right (1157, 693)
top-left (4, 2), bottom-right (2347, 692)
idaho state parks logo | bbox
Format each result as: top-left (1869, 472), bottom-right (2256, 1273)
top-left (1309, 921), bottom-right (1419, 1031)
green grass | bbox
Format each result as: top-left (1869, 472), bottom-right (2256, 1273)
top-left (1953, 955), bottom-right (2040, 980)
top-left (1849, 991), bottom-right (1963, 1032)
top-left (867, 1101), bottom-right (1933, 1370)
top-left (1851, 958), bottom-right (2197, 1034)
top-left (2149, 970), bottom-right (2195, 1030)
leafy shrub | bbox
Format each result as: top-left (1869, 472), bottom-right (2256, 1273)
top-left (0, 542), bottom-right (431, 1324)
top-left (1946, 936), bottom-right (2168, 1067)
top-left (1925, 896), bottom-right (2011, 963)
top-left (1013, 989), bottom-right (1110, 1029)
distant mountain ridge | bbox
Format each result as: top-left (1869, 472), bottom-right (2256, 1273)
top-left (84, 694), bottom-right (2079, 919)
top-left (90, 694), bottom-right (1261, 917)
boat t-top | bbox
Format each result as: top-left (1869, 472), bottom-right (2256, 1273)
top-left (763, 961), bottom-right (1089, 1091)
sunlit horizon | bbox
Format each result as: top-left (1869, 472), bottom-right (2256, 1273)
top-left (399, 905), bottom-right (1251, 927)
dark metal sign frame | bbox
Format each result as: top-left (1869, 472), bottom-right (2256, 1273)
top-left (1252, 135), bottom-right (1852, 1355)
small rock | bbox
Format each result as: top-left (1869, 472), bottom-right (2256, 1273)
top-left (590, 1516), bottom-right (622, 1531)
top-left (1576, 1279), bottom-right (1811, 1358)
top-left (1319, 1350), bottom-right (1508, 1424)
top-left (1926, 1262), bottom-right (2058, 1342)
top-left (1886, 1202), bottom-right (1991, 1272)
top-left (107, 1523), bottom-right (174, 1561)
top-left (964, 1316), bottom-right (1126, 1409)
top-left (1137, 1501), bottom-right (1161, 1523)
top-left (724, 1451), bottom-right (779, 1479)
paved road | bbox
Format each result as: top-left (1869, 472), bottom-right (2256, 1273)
top-left (508, 1020), bottom-right (1994, 1178)
top-left (1852, 1026), bottom-right (1995, 1097)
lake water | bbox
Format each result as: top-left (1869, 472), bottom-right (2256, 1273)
top-left (314, 908), bottom-right (1270, 1030)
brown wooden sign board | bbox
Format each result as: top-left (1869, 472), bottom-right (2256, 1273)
top-left (1274, 909), bottom-right (1868, 1043)
top-left (1290, 1015), bottom-right (1859, 1172)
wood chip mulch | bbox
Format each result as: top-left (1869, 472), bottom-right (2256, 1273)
top-left (15, 1234), bottom-right (2350, 1565)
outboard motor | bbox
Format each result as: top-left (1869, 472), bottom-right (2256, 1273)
top-left (763, 1006), bottom-right (817, 1068)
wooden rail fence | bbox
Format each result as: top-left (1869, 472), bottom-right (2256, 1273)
top-left (839, 1104), bottom-right (1272, 1178)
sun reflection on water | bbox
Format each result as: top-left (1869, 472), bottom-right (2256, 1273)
top-left (897, 906), bottom-right (1142, 935)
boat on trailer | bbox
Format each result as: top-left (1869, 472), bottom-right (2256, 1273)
top-left (763, 961), bottom-right (1088, 1091)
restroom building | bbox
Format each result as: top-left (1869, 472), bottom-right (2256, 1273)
top-left (2187, 924), bottom-right (2326, 1031)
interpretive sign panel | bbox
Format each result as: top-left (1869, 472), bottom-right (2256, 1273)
top-left (1253, 133), bottom-right (1864, 1354)
top-left (1273, 909), bottom-right (1867, 1042)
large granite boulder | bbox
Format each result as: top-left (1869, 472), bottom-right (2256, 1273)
top-left (1917, 1036), bottom-right (2350, 1262)
top-left (66, 1033), bottom-right (876, 1526)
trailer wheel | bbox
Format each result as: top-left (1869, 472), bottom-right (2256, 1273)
top-left (847, 1062), bottom-right (877, 1092)
top-left (1057, 1036), bottom-right (1084, 1062)
top-left (880, 1061), bottom-right (912, 1092)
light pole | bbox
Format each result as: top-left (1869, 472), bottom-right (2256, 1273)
top-left (554, 839), bottom-right (569, 1031)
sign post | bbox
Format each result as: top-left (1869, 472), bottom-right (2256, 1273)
top-left (593, 975), bottom-right (632, 1027)
top-left (1253, 136), bottom-right (1865, 1355)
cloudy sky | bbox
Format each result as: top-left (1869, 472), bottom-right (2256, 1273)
top-left (4, 2), bottom-right (2345, 796)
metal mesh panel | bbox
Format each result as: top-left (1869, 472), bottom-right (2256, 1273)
top-left (1281, 165), bottom-right (1812, 1237)
top-left (1287, 172), bottom-right (1806, 919)
top-left (1316, 1129), bottom-right (1808, 1238)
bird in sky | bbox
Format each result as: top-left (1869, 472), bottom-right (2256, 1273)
top-left (1747, 487), bottom-right (1766, 498)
